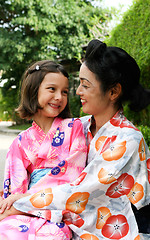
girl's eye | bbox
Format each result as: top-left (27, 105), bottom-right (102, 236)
top-left (49, 87), bottom-right (55, 91)
top-left (63, 90), bottom-right (68, 95)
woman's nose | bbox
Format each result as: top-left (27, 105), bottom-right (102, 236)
top-left (76, 84), bottom-right (81, 95)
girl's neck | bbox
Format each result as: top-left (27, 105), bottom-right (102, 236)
top-left (33, 114), bottom-right (55, 134)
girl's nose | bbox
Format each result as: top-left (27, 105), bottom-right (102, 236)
top-left (55, 91), bottom-right (62, 100)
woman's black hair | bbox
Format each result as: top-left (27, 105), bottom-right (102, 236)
top-left (16, 60), bottom-right (71, 119)
top-left (84, 39), bottom-right (150, 112)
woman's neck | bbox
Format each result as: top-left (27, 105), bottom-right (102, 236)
top-left (92, 107), bottom-right (118, 136)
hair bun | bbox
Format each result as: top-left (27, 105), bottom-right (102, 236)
top-left (85, 39), bottom-right (107, 60)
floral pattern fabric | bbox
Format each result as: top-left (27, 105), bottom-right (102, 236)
top-left (14, 110), bottom-right (150, 239)
top-left (0, 117), bottom-right (87, 239)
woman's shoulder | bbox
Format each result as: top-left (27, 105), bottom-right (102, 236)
top-left (80, 115), bottom-right (91, 126)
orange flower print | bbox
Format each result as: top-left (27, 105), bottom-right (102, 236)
top-left (100, 136), bottom-right (126, 161)
top-left (66, 192), bottom-right (90, 214)
top-left (30, 188), bottom-right (53, 208)
top-left (98, 168), bottom-right (116, 184)
top-left (127, 182), bottom-right (144, 204)
top-left (146, 158), bottom-right (150, 183)
top-left (96, 207), bottom-right (111, 229)
top-left (134, 235), bottom-right (141, 240)
top-left (102, 214), bottom-right (129, 239)
top-left (95, 136), bottom-right (107, 151)
top-left (138, 138), bottom-right (146, 161)
top-left (80, 233), bottom-right (99, 240)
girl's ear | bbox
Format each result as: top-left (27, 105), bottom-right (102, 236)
top-left (110, 83), bottom-right (122, 101)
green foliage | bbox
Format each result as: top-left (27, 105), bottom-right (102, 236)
top-left (123, 104), bottom-right (150, 127)
top-left (0, 0), bottom-right (109, 122)
top-left (137, 125), bottom-right (150, 148)
top-left (69, 96), bottom-right (81, 117)
top-left (107, 0), bottom-right (150, 126)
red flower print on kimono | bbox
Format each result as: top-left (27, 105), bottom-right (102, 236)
top-left (30, 188), bottom-right (53, 208)
top-left (127, 182), bottom-right (144, 204)
top-left (96, 207), bottom-right (112, 229)
top-left (66, 192), bottom-right (90, 214)
top-left (110, 112), bottom-right (139, 131)
top-left (100, 136), bottom-right (126, 161)
top-left (147, 158), bottom-right (150, 183)
top-left (138, 138), bottom-right (146, 161)
top-left (80, 233), bottom-right (99, 240)
top-left (62, 210), bottom-right (84, 227)
top-left (98, 168), bottom-right (116, 184)
top-left (102, 214), bottom-right (129, 239)
top-left (106, 173), bottom-right (134, 198)
top-left (70, 172), bottom-right (87, 186)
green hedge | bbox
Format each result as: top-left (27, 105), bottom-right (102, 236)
top-left (107, 0), bottom-right (150, 126)
top-left (137, 125), bottom-right (150, 148)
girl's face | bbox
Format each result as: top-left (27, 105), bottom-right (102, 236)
top-left (37, 72), bottom-right (69, 119)
top-left (76, 63), bottom-right (111, 118)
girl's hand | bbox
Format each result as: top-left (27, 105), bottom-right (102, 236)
top-left (0, 193), bottom-right (25, 214)
top-left (0, 206), bottom-right (23, 221)
top-left (0, 190), bottom-right (3, 203)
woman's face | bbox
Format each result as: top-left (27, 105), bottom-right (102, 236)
top-left (76, 63), bottom-right (111, 118)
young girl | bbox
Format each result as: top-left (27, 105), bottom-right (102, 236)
top-left (0, 60), bottom-right (87, 239)
top-left (4, 40), bottom-right (150, 240)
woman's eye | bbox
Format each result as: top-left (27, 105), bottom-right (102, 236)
top-left (82, 84), bottom-right (88, 89)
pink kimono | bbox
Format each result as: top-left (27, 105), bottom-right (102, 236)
top-left (0, 117), bottom-right (87, 239)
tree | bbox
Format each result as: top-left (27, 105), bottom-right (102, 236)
top-left (107, 0), bottom-right (150, 126)
top-left (0, 0), bottom-right (110, 121)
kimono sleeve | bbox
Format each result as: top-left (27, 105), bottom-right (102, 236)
top-left (3, 135), bottom-right (30, 198)
top-left (13, 130), bottom-right (150, 222)
top-left (64, 118), bottom-right (87, 181)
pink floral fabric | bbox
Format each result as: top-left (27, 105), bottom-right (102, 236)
top-left (0, 117), bottom-right (87, 239)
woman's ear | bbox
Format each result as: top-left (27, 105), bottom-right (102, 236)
top-left (110, 83), bottom-right (122, 101)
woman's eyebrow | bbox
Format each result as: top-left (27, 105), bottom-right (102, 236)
top-left (80, 77), bottom-right (91, 84)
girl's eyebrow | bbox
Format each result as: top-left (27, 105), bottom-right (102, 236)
top-left (45, 83), bottom-right (69, 89)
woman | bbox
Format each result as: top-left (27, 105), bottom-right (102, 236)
top-left (1, 40), bottom-right (150, 239)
